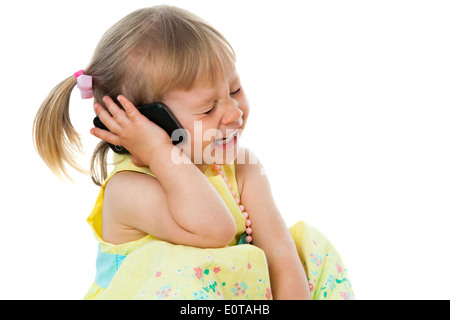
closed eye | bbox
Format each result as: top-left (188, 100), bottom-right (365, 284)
top-left (203, 88), bottom-right (241, 114)
top-left (230, 87), bottom-right (241, 95)
top-left (204, 104), bottom-right (216, 114)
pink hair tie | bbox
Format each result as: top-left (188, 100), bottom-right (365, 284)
top-left (73, 69), bottom-right (93, 99)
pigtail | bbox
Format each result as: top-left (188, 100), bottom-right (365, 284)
top-left (33, 75), bottom-right (88, 180)
top-left (90, 141), bottom-right (110, 186)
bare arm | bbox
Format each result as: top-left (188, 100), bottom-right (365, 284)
top-left (237, 148), bottom-right (310, 299)
top-left (92, 95), bottom-right (236, 248)
top-left (146, 143), bottom-right (236, 244)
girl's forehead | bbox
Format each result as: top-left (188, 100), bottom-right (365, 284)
top-left (166, 72), bottom-right (237, 98)
top-left (195, 62), bottom-right (239, 89)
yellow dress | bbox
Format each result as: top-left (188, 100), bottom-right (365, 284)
top-left (84, 154), bottom-right (354, 300)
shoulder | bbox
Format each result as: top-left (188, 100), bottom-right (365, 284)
top-left (234, 148), bottom-right (287, 250)
top-left (107, 168), bottom-right (157, 186)
top-left (234, 146), bottom-right (268, 195)
top-left (101, 169), bottom-right (173, 243)
top-left (235, 146), bottom-right (265, 178)
top-left (102, 171), bottom-right (166, 232)
top-left (104, 170), bottom-right (165, 210)
top-left (106, 170), bottom-right (158, 195)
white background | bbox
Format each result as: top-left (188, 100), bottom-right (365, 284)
top-left (1, 0), bottom-right (449, 300)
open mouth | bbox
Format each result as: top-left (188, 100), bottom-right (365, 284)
top-left (212, 129), bottom-right (238, 148)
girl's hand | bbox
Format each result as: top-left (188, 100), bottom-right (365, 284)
top-left (91, 95), bottom-right (173, 166)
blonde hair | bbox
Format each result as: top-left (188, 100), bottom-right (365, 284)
top-left (33, 5), bottom-right (236, 185)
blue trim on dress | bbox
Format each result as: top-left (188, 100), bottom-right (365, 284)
top-left (237, 232), bottom-right (251, 245)
top-left (95, 245), bottom-right (127, 288)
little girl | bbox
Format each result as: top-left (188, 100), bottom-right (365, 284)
top-left (33, 5), bottom-right (354, 300)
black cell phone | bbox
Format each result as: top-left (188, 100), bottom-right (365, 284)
top-left (93, 102), bottom-right (187, 154)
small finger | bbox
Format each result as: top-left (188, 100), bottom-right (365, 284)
top-left (90, 127), bottom-right (121, 146)
top-left (103, 96), bottom-right (126, 122)
top-left (94, 103), bottom-right (121, 133)
top-left (117, 95), bottom-right (140, 121)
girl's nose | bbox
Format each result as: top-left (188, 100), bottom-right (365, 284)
top-left (221, 98), bottom-right (243, 127)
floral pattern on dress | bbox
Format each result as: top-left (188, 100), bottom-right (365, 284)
top-left (86, 220), bottom-right (353, 300)
top-left (304, 240), bottom-right (355, 300)
top-left (184, 257), bottom-right (271, 300)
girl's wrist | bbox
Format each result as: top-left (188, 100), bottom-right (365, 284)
top-left (146, 143), bottom-right (192, 174)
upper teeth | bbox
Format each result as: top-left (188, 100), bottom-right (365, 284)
top-left (215, 130), bottom-right (236, 145)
